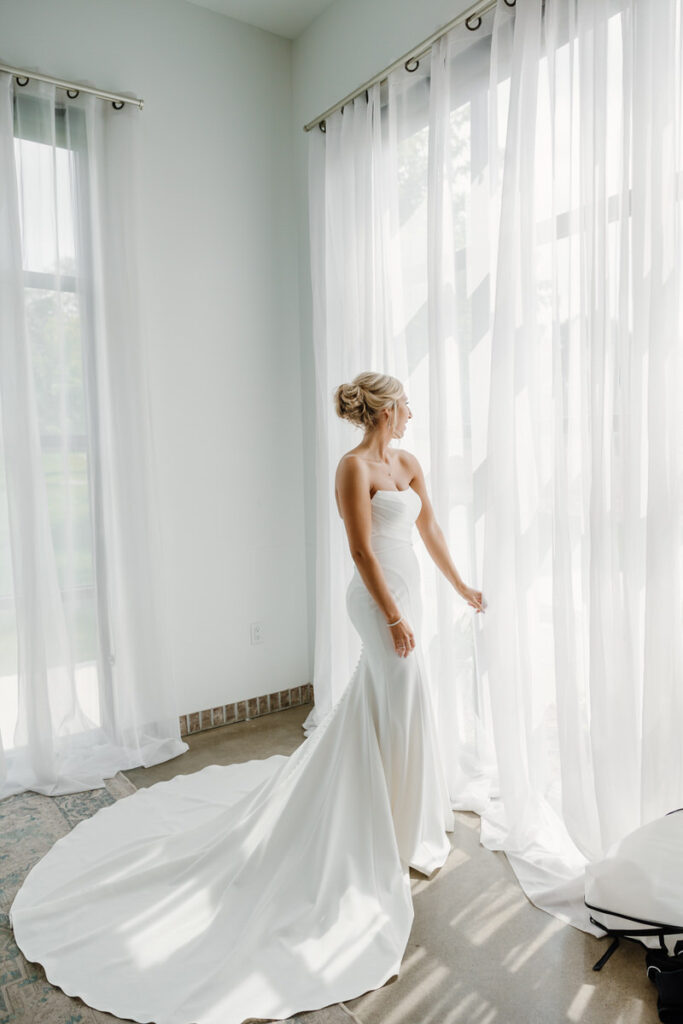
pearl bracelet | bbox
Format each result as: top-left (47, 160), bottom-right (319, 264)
top-left (387, 614), bottom-right (403, 627)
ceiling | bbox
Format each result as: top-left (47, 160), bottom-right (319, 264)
top-left (185, 0), bottom-right (336, 39)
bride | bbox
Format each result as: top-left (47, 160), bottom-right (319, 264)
top-left (9, 370), bottom-right (485, 1024)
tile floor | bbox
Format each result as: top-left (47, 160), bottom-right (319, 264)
top-left (125, 705), bottom-right (661, 1024)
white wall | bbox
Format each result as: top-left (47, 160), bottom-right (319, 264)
top-left (293, 0), bottom-right (473, 128)
top-left (1, 0), bottom-right (309, 714)
top-left (291, 0), bottom-right (474, 668)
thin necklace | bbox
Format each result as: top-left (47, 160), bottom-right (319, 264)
top-left (365, 455), bottom-right (393, 476)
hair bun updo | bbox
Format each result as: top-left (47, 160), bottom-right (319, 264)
top-left (334, 381), bottom-right (367, 428)
top-left (333, 371), bottom-right (404, 431)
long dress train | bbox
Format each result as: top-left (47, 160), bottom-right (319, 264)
top-left (9, 486), bottom-right (454, 1024)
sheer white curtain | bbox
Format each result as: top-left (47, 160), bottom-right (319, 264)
top-left (479, 0), bottom-right (683, 928)
top-left (304, 83), bottom-right (409, 733)
top-left (307, 27), bottom-right (501, 808)
top-left (0, 73), bottom-right (187, 799)
top-left (308, 0), bottom-right (683, 933)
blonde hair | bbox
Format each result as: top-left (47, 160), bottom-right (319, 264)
top-left (334, 371), bottom-right (404, 432)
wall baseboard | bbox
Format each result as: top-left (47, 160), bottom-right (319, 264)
top-left (179, 682), bottom-right (314, 736)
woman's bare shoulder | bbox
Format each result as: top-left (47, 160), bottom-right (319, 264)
top-left (334, 452), bottom-right (369, 517)
top-left (398, 449), bottom-right (422, 477)
top-left (335, 449), bottom-right (366, 475)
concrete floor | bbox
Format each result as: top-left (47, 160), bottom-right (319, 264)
top-left (124, 705), bottom-right (660, 1024)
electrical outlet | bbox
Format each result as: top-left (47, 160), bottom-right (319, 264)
top-left (250, 622), bottom-right (264, 645)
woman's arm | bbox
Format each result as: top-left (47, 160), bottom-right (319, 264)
top-left (404, 452), bottom-right (485, 613)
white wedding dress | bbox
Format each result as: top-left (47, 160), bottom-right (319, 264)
top-left (9, 486), bottom-right (454, 1024)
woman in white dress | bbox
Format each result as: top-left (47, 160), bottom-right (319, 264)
top-left (9, 371), bottom-right (485, 1024)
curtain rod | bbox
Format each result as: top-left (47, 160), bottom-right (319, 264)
top-left (0, 61), bottom-right (144, 110)
top-left (303, 0), bottom-right (514, 132)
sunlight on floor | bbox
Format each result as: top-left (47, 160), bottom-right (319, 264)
top-left (379, 960), bottom-right (452, 1024)
top-left (501, 916), bottom-right (566, 973)
top-left (462, 886), bottom-right (526, 946)
top-left (567, 983), bottom-right (596, 1021)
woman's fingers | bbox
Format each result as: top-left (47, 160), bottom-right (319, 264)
top-left (393, 624), bottom-right (415, 656)
top-left (466, 588), bottom-right (486, 613)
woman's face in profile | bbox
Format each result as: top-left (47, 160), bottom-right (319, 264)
top-left (393, 393), bottom-right (412, 436)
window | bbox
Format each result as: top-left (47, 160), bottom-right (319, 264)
top-left (0, 97), bottom-right (101, 746)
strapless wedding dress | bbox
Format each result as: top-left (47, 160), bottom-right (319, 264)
top-left (9, 486), bottom-right (454, 1024)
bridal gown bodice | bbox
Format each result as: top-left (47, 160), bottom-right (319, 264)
top-left (9, 486), bottom-right (455, 1024)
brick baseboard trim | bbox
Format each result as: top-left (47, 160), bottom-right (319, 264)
top-left (180, 682), bottom-right (314, 737)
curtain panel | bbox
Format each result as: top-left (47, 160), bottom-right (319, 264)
top-left (304, 84), bottom-right (410, 734)
top-left (0, 74), bottom-right (187, 799)
top-left (307, 0), bottom-right (683, 931)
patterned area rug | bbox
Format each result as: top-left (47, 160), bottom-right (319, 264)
top-left (0, 773), bottom-right (354, 1024)
top-left (1, 773), bottom-right (139, 1024)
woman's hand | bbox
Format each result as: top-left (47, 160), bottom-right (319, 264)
top-left (459, 584), bottom-right (486, 614)
top-left (388, 617), bottom-right (415, 657)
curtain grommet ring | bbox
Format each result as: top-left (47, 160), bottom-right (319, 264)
top-left (319, 120), bottom-right (327, 133)
top-left (66, 88), bottom-right (80, 99)
top-left (16, 75), bottom-right (29, 87)
top-left (405, 58), bottom-right (419, 72)
top-left (465, 14), bottom-right (482, 30)
top-left (503, 0), bottom-right (516, 6)
top-left (112, 100), bottom-right (124, 110)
